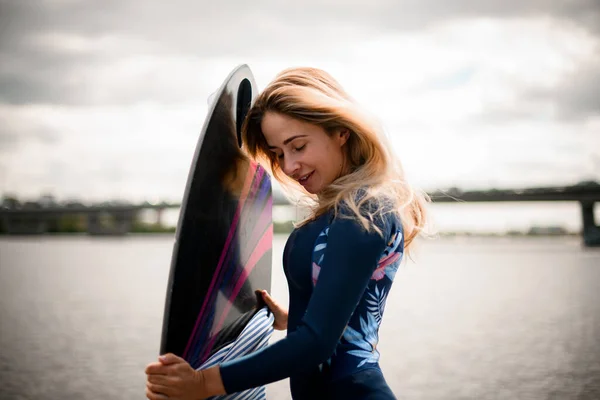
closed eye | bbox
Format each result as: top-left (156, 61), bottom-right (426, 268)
top-left (271, 143), bottom-right (305, 160)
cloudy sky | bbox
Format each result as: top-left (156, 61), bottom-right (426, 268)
top-left (1, 0), bottom-right (599, 203)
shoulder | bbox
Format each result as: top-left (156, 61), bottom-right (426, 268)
top-left (332, 190), bottom-right (401, 244)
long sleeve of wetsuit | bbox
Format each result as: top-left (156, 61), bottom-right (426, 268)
top-left (218, 214), bottom-right (391, 394)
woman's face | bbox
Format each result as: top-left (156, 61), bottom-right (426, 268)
top-left (261, 111), bottom-right (349, 194)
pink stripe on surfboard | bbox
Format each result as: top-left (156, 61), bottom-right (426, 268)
top-left (222, 195), bottom-right (272, 302)
top-left (195, 174), bottom-right (272, 363)
top-left (197, 194), bottom-right (273, 361)
top-left (200, 224), bottom-right (273, 357)
top-left (183, 163), bottom-right (263, 358)
top-left (203, 167), bottom-right (268, 333)
top-left (183, 162), bottom-right (260, 358)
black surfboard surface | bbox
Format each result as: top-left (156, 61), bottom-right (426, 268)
top-left (160, 65), bottom-right (273, 369)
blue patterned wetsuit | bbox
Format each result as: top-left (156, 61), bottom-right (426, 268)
top-left (219, 203), bottom-right (404, 399)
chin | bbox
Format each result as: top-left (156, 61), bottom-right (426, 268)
top-left (306, 184), bottom-right (325, 195)
top-left (298, 184), bottom-right (319, 195)
top-left (291, 178), bottom-right (323, 195)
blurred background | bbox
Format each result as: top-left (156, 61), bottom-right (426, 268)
top-left (1, 1), bottom-right (599, 399)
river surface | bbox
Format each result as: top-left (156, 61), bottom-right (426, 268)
top-left (0, 235), bottom-right (599, 399)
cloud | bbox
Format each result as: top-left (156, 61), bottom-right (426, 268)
top-left (1, 0), bottom-right (599, 200)
top-left (524, 56), bottom-right (600, 120)
top-left (0, 132), bottom-right (18, 153)
top-left (1, 0), bottom-right (599, 106)
top-left (0, 102), bottom-right (207, 200)
top-left (0, 106), bottom-right (61, 155)
top-left (472, 49), bottom-right (600, 124)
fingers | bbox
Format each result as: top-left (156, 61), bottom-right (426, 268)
top-left (158, 353), bottom-right (185, 365)
top-left (146, 362), bottom-right (186, 377)
top-left (147, 374), bottom-right (171, 386)
top-left (145, 362), bottom-right (169, 375)
top-left (261, 290), bottom-right (276, 305)
top-left (145, 354), bottom-right (192, 399)
top-left (145, 385), bottom-right (169, 400)
top-left (146, 381), bottom-right (171, 396)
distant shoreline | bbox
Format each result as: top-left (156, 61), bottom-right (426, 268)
top-left (0, 230), bottom-right (581, 238)
top-left (0, 216), bottom-right (581, 237)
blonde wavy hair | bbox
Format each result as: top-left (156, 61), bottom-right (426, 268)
top-left (241, 67), bottom-right (428, 249)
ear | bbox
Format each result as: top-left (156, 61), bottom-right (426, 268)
top-left (338, 128), bottom-right (350, 146)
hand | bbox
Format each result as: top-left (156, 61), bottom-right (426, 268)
top-left (261, 290), bottom-right (288, 331)
top-left (145, 354), bottom-right (224, 400)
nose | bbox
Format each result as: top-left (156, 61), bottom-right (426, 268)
top-left (281, 155), bottom-right (300, 178)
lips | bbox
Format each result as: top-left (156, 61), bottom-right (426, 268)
top-left (297, 171), bottom-right (314, 186)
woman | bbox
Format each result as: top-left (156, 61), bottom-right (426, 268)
top-left (145, 67), bottom-right (428, 399)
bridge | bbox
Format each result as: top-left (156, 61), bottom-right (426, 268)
top-left (427, 182), bottom-right (600, 246)
top-left (1, 182), bottom-right (598, 246)
top-left (0, 202), bottom-right (179, 236)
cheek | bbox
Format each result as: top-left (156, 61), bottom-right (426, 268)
top-left (324, 144), bottom-right (343, 164)
top-left (318, 151), bottom-right (341, 177)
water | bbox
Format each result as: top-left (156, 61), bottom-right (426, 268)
top-left (0, 235), bottom-right (599, 400)
top-left (157, 201), bottom-right (598, 234)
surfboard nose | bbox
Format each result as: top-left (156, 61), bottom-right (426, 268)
top-left (236, 78), bottom-right (253, 148)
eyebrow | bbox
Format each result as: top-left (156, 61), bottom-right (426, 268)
top-left (268, 135), bottom-right (307, 149)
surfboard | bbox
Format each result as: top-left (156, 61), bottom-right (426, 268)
top-left (160, 65), bottom-right (273, 369)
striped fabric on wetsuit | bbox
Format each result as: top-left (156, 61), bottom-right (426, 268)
top-left (198, 307), bottom-right (274, 400)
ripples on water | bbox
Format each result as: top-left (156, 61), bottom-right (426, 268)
top-left (0, 235), bottom-right (599, 400)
